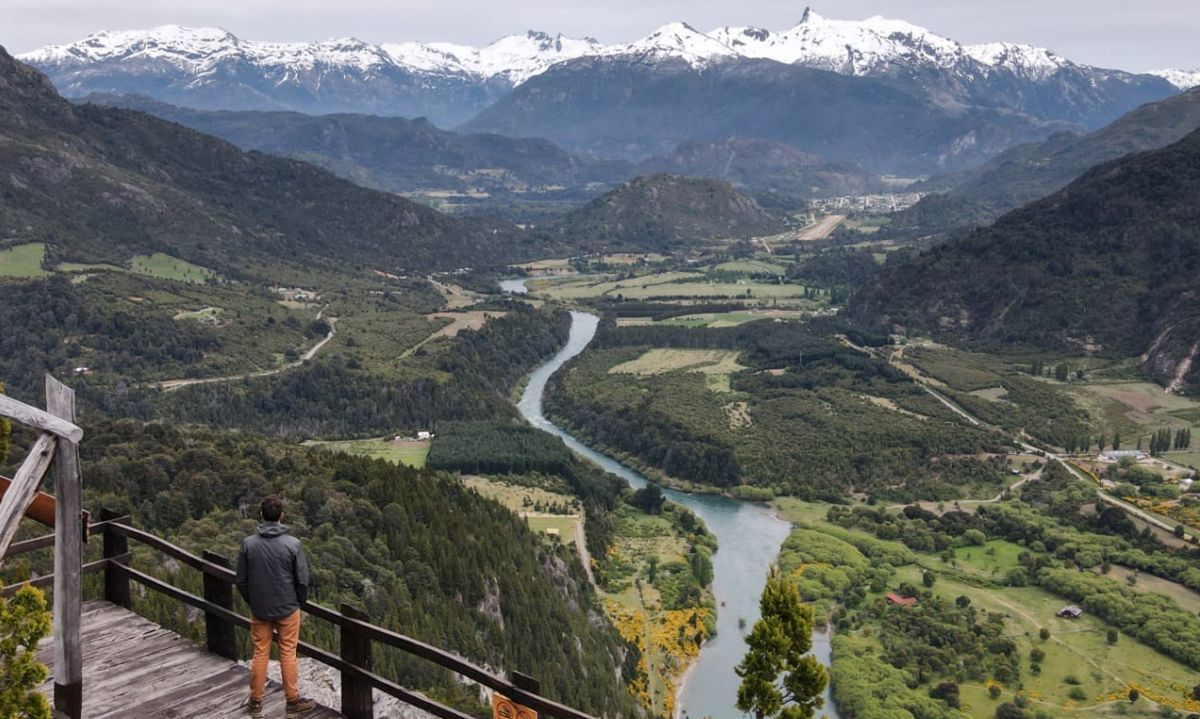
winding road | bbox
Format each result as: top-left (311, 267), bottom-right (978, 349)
top-left (149, 315), bottom-right (338, 392)
top-left (839, 336), bottom-right (1196, 542)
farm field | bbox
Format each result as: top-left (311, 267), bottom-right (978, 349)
top-left (462, 476), bottom-right (582, 544)
top-left (610, 348), bottom-right (746, 392)
top-left (130, 253), bottom-right (222, 283)
top-left (0, 242), bottom-right (50, 277)
top-left (529, 270), bottom-right (816, 304)
top-left (713, 259), bottom-right (789, 275)
top-left (1070, 382), bottom-right (1200, 441)
top-left (773, 499), bottom-right (1200, 719)
top-left (617, 309), bottom-right (807, 328)
top-left (308, 437), bottom-right (431, 468)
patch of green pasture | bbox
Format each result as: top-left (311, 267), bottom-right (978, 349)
top-left (309, 437), bottom-right (430, 468)
top-left (953, 539), bottom-right (1025, 578)
top-left (0, 243), bottom-right (50, 277)
top-left (130, 253), bottom-right (222, 284)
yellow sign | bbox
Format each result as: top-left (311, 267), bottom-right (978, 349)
top-left (493, 693), bottom-right (538, 719)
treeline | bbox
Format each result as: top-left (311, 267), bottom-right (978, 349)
top-left (97, 306), bottom-right (571, 437)
top-left (15, 419), bottom-right (642, 717)
top-left (425, 420), bottom-right (625, 556)
top-left (544, 382), bottom-right (742, 487)
top-left (554, 320), bottom-right (1004, 500)
top-left (831, 635), bottom-right (963, 719)
top-left (1037, 568), bottom-right (1200, 670)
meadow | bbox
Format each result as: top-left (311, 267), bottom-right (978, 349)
top-left (0, 242), bottom-right (50, 277)
top-left (307, 437), bottom-right (431, 468)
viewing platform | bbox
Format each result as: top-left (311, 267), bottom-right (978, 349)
top-left (38, 601), bottom-right (342, 718)
top-left (2, 375), bottom-right (594, 719)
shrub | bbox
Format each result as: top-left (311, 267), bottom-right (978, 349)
top-left (1069, 688), bottom-right (1088, 701)
top-left (0, 585), bottom-right (52, 719)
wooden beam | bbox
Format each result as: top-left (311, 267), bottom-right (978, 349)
top-left (0, 474), bottom-right (59, 528)
top-left (0, 394), bottom-right (83, 443)
top-left (0, 432), bottom-right (58, 563)
top-left (47, 376), bottom-right (83, 719)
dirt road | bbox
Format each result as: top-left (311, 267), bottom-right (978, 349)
top-left (150, 316), bottom-right (337, 392)
top-left (796, 214), bottom-right (846, 241)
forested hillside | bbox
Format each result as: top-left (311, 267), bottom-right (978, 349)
top-left (81, 93), bottom-right (631, 198)
top-left (546, 175), bottom-right (786, 252)
top-left (546, 317), bottom-right (1007, 500)
top-left (849, 129), bottom-right (1200, 391)
top-left (1, 421), bottom-right (642, 717)
top-left (0, 46), bottom-right (551, 277)
top-left (892, 87), bottom-right (1200, 237)
top-left (635, 138), bottom-right (882, 199)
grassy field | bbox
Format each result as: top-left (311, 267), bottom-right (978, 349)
top-left (906, 565), bottom-right (1200, 718)
top-left (651, 309), bottom-right (808, 328)
top-left (1070, 382), bottom-right (1200, 443)
top-left (307, 437), bottom-right (431, 468)
top-left (713, 259), bottom-right (789, 275)
top-left (610, 348), bottom-right (747, 392)
top-left (172, 306), bottom-right (224, 323)
top-left (774, 498), bottom-right (1200, 718)
top-left (530, 270), bottom-right (817, 304)
top-left (462, 476), bottom-right (582, 544)
top-left (953, 539), bottom-right (1025, 578)
top-left (130, 253), bottom-right (222, 284)
top-left (0, 243), bottom-right (50, 277)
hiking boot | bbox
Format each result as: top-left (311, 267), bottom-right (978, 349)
top-left (285, 697), bottom-right (318, 717)
top-left (245, 698), bottom-right (264, 719)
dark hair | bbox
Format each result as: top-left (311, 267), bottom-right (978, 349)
top-left (261, 495), bottom-right (284, 522)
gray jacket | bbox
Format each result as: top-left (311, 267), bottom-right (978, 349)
top-left (235, 521), bottom-right (310, 621)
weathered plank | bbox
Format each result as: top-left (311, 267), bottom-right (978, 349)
top-left (0, 393), bottom-right (83, 443)
top-left (40, 601), bottom-right (342, 718)
top-left (0, 432), bottom-right (57, 562)
top-left (47, 375), bottom-right (83, 719)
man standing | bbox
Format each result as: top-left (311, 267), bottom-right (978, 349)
top-left (236, 495), bottom-right (317, 718)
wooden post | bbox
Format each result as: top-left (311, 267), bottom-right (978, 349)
top-left (340, 603), bottom-right (374, 719)
top-left (202, 551), bottom-right (239, 660)
top-left (47, 375), bottom-right (82, 719)
top-left (100, 508), bottom-right (131, 609)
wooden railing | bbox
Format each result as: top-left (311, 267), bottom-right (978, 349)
top-left (3, 511), bottom-right (596, 719)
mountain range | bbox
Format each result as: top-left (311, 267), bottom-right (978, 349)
top-left (849, 128), bottom-right (1200, 392)
top-left (20, 10), bottom-right (1180, 172)
top-left (0, 46), bottom-right (544, 277)
top-left (80, 92), bottom-right (631, 199)
top-left (890, 87), bottom-right (1200, 235)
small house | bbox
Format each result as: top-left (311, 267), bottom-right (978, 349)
top-left (1057, 605), bottom-right (1083, 619)
top-left (885, 592), bottom-right (918, 607)
top-left (544, 528), bottom-right (561, 539)
top-left (416, 430), bottom-right (433, 441)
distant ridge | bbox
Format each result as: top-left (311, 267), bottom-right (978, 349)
top-left (21, 11), bottom-right (1176, 129)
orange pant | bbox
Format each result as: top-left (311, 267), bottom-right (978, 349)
top-left (249, 610), bottom-right (301, 702)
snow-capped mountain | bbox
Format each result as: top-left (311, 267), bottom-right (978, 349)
top-left (1150, 68), bottom-right (1200, 90)
top-left (19, 9), bottom-right (1178, 129)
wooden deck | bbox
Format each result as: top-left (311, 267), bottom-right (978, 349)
top-left (38, 600), bottom-right (342, 718)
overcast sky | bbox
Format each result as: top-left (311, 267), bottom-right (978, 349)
top-left (3, 0), bottom-right (1196, 71)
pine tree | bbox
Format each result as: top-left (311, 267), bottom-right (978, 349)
top-left (1113, 431), bottom-right (1121, 450)
top-left (736, 567), bottom-right (828, 719)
